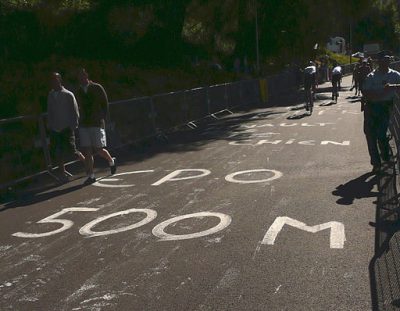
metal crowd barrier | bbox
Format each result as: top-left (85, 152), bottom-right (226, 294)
top-left (265, 71), bottom-right (299, 100)
top-left (5, 56), bottom-right (389, 189)
top-left (0, 114), bottom-right (51, 186)
top-left (389, 61), bottom-right (400, 173)
top-left (0, 78), bottom-right (261, 188)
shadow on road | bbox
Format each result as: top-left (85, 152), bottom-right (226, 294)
top-left (0, 109), bottom-right (286, 207)
top-left (369, 160), bottom-right (400, 310)
top-left (286, 112), bottom-right (310, 120)
top-left (0, 183), bottom-right (85, 213)
top-left (332, 172), bottom-right (378, 205)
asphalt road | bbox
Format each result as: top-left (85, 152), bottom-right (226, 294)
top-left (0, 76), bottom-right (380, 310)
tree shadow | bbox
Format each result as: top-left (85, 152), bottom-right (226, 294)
top-left (319, 101), bottom-right (337, 107)
top-left (286, 112), bottom-right (310, 120)
top-left (0, 108), bottom-right (288, 208)
top-left (332, 172), bottom-right (378, 205)
top-left (1, 183), bottom-right (85, 213)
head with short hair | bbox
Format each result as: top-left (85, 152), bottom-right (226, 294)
top-left (77, 68), bottom-right (89, 86)
top-left (50, 72), bottom-right (62, 90)
top-left (377, 51), bottom-right (392, 71)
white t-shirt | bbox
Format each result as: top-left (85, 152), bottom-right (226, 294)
top-left (332, 66), bottom-right (342, 75)
top-left (363, 68), bottom-right (400, 101)
top-left (304, 65), bottom-right (316, 74)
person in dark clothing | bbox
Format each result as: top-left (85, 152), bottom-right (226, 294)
top-left (362, 52), bottom-right (400, 173)
top-left (358, 59), bottom-right (372, 93)
top-left (75, 68), bottom-right (117, 185)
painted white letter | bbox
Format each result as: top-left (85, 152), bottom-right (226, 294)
top-left (93, 170), bottom-right (154, 188)
top-left (152, 169), bottom-right (211, 186)
top-left (256, 140), bottom-right (282, 145)
top-left (321, 141), bottom-right (350, 146)
top-left (152, 212), bottom-right (232, 241)
top-left (298, 140), bottom-right (316, 145)
top-left (261, 216), bottom-right (346, 249)
top-left (225, 169), bottom-right (283, 184)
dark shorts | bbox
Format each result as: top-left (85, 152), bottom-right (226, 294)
top-left (304, 73), bottom-right (315, 90)
top-left (332, 74), bottom-right (342, 84)
top-left (50, 128), bottom-right (77, 159)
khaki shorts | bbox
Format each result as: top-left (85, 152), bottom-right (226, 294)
top-left (79, 127), bottom-right (107, 148)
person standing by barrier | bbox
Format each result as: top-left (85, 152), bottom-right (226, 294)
top-left (362, 52), bottom-right (400, 173)
top-left (351, 60), bottom-right (361, 96)
top-left (75, 68), bottom-right (117, 185)
top-left (47, 72), bottom-right (85, 182)
top-left (359, 59), bottom-right (373, 93)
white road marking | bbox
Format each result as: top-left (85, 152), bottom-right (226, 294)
top-left (261, 216), bottom-right (346, 249)
top-left (229, 139), bottom-right (351, 146)
top-left (152, 169), bottom-right (211, 186)
top-left (298, 140), bottom-right (315, 145)
top-left (12, 207), bottom-right (99, 238)
top-left (93, 170), bottom-right (154, 188)
top-left (225, 169), bottom-right (283, 184)
top-left (274, 285), bottom-right (282, 294)
top-left (321, 141), bottom-right (350, 146)
top-left (79, 208), bottom-right (157, 237)
top-left (152, 212), bottom-right (232, 241)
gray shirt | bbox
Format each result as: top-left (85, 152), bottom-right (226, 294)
top-left (363, 68), bottom-right (400, 102)
top-left (47, 87), bottom-right (79, 132)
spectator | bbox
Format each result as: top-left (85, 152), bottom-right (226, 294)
top-left (362, 51), bottom-right (400, 172)
top-left (47, 72), bottom-right (85, 182)
top-left (359, 59), bottom-right (373, 93)
top-left (75, 68), bottom-right (117, 185)
top-left (351, 59), bottom-right (362, 96)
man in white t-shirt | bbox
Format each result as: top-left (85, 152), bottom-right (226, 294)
top-left (362, 52), bottom-right (400, 172)
top-left (304, 62), bottom-right (317, 91)
top-left (331, 63), bottom-right (342, 99)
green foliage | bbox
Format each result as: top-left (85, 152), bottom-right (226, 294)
top-left (1, 0), bottom-right (400, 117)
top-left (0, 57), bottom-right (238, 118)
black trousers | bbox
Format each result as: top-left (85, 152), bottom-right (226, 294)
top-left (363, 101), bottom-right (393, 166)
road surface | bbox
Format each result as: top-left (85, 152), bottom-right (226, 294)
top-left (0, 77), bottom-right (384, 310)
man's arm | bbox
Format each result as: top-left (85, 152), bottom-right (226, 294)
top-left (70, 93), bottom-right (79, 129)
top-left (385, 71), bottom-right (400, 90)
top-left (47, 93), bottom-right (54, 130)
top-left (97, 84), bottom-right (109, 119)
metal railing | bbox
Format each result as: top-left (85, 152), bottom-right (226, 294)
top-left (389, 61), bottom-right (400, 174)
top-left (1, 60), bottom-right (387, 189)
top-left (0, 78), bottom-right (261, 188)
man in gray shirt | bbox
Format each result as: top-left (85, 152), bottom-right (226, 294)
top-left (47, 72), bottom-right (85, 181)
top-left (362, 52), bottom-right (400, 172)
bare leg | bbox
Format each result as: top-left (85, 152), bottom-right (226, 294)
top-left (83, 147), bottom-right (94, 176)
top-left (76, 151), bottom-right (85, 163)
top-left (96, 148), bottom-right (117, 175)
top-left (96, 148), bottom-right (113, 163)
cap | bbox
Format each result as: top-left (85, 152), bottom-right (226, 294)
top-left (377, 50), bottom-right (392, 60)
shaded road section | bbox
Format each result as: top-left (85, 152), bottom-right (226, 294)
top-left (0, 76), bottom-right (387, 310)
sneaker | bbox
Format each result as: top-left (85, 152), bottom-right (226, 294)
top-left (110, 157), bottom-right (117, 175)
top-left (83, 177), bottom-right (96, 185)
